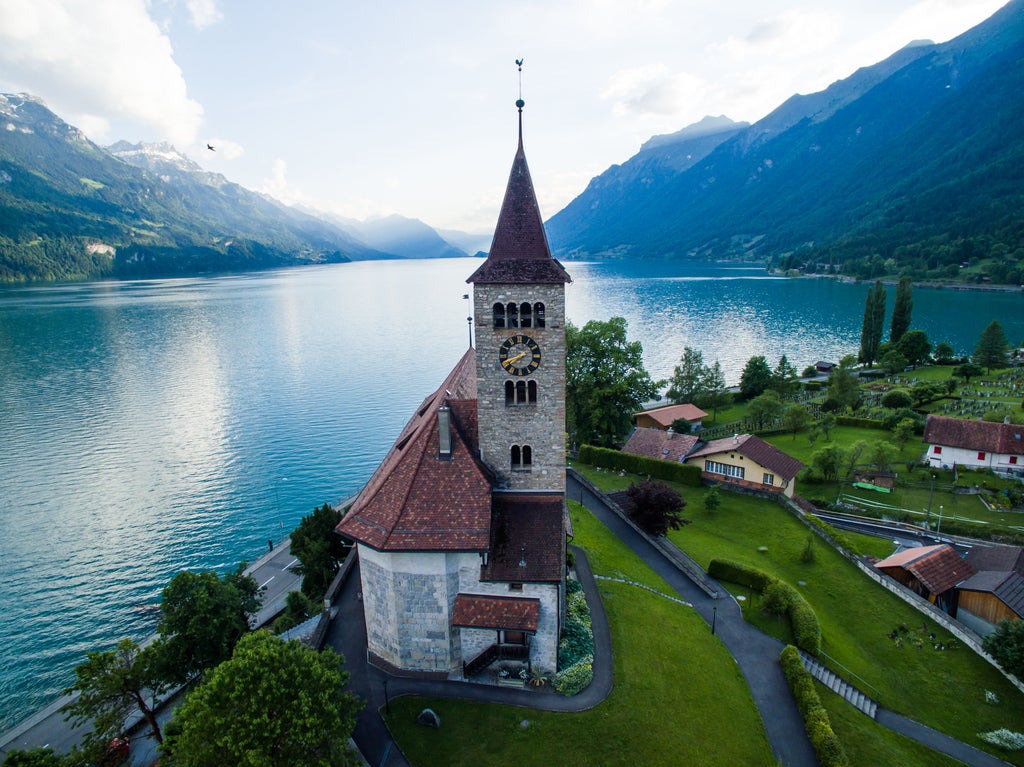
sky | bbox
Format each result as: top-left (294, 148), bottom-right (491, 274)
top-left (0, 0), bottom-right (1009, 234)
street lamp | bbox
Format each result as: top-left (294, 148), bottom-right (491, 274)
top-left (925, 473), bottom-right (935, 531)
top-left (936, 505), bottom-right (944, 537)
top-left (711, 604), bottom-right (718, 635)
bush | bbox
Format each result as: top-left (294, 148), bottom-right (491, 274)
top-left (708, 559), bottom-right (774, 591)
top-left (553, 655), bottom-right (593, 696)
top-left (880, 389), bottom-right (913, 409)
top-left (762, 581), bottom-right (792, 616)
top-left (577, 445), bottom-right (703, 486)
top-left (779, 646), bottom-right (850, 767)
top-left (835, 415), bottom-right (886, 429)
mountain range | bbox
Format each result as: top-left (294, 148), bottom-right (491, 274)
top-left (2, 0), bottom-right (1023, 284)
top-left (547, 0), bottom-right (1024, 285)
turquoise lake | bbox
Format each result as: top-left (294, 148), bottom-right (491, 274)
top-left (0, 257), bottom-right (1021, 730)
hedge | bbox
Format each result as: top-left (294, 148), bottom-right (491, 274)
top-left (577, 444), bottom-right (703, 486)
top-left (834, 415), bottom-right (887, 429)
top-left (780, 645), bottom-right (850, 767)
top-left (709, 559), bottom-right (821, 655)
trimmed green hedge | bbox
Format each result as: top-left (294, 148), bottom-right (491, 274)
top-left (834, 415), bottom-right (887, 429)
top-left (780, 645), bottom-right (850, 767)
top-left (577, 444), bottom-right (703, 486)
top-left (709, 559), bottom-right (821, 655)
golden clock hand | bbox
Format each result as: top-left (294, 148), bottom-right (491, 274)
top-left (506, 351), bottom-right (528, 364)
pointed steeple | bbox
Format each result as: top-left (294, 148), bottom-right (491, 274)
top-left (467, 84), bottom-right (570, 285)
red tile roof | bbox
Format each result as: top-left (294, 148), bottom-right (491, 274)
top-left (337, 350), bottom-right (495, 551)
top-left (923, 415), bottom-right (1024, 455)
top-left (481, 494), bottom-right (564, 583)
top-left (467, 112), bottom-right (570, 286)
top-left (634, 403), bottom-right (709, 426)
top-left (876, 544), bottom-right (976, 595)
top-left (622, 427), bottom-right (699, 463)
top-left (685, 434), bottom-right (804, 480)
top-left (452, 594), bottom-right (541, 632)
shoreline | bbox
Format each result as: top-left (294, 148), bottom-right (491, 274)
top-left (790, 272), bottom-right (1024, 294)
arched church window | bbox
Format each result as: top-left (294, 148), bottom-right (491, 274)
top-left (505, 380), bottom-right (538, 406)
top-left (506, 302), bottom-right (519, 328)
top-left (492, 303), bottom-right (506, 329)
top-left (534, 302), bottom-right (545, 328)
top-left (511, 444), bottom-right (533, 471)
top-left (520, 302), bottom-right (533, 328)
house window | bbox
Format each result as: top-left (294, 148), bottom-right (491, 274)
top-left (763, 473), bottom-right (775, 486)
top-left (508, 583), bottom-right (523, 591)
top-left (1010, 456), bottom-right (1019, 465)
top-left (492, 303), bottom-right (506, 329)
top-left (704, 459), bottom-right (744, 480)
top-left (932, 446), bottom-right (942, 455)
top-left (978, 452), bottom-right (986, 461)
top-left (534, 302), bottom-right (545, 327)
top-left (511, 444), bottom-right (533, 471)
top-left (502, 630), bottom-right (527, 645)
top-left (505, 380), bottom-right (537, 406)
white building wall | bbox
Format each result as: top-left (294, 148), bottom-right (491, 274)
top-left (926, 444), bottom-right (1018, 471)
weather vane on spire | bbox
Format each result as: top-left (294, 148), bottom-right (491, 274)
top-left (515, 58), bottom-right (525, 111)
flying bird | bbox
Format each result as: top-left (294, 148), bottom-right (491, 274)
top-left (206, 143), bottom-right (215, 151)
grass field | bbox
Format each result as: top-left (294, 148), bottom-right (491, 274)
top-left (384, 502), bottom-right (775, 767)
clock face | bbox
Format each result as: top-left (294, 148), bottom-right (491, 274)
top-left (498, 334), bottom-right (542, 376)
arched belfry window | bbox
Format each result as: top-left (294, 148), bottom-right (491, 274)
top-left (511, 444), bottom-right (533, 471)
top-left (506, 302), bottom-right (519, 329)
top-left (492, 303), bottom-right (506, 329)
top-left (534, 303), bottom-right (546, 328)
top-left (520, 302), bottom-right (533, 328)
top-left (505, 380), bottom-right (538, 406)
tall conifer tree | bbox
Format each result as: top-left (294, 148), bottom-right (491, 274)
top-left (858, 280), bottom-right (886, 367)
top-left (973, 320), bottom-right (1010, 371)
top-left (890, 276), bottom-right (913, 343)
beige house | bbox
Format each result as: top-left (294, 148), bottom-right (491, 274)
top-left (684, 434), bottom-right (803, 498)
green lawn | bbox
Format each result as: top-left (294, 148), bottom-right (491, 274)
top-left (384, 502), bottom-right (775, 767)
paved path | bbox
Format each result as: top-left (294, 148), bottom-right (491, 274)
top-left (0, 539), bottom-right (302, 765)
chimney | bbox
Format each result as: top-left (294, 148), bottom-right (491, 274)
top-left (438, 404), bottom-right (452, 458)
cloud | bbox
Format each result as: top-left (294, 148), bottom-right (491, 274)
top-left (712, 9), bottom-right (840, 62)
top-left (186, 0), bottom-right (222, 29)
top-left (0, 0), bottom-right (203, 145)
top-left (601, 65), bottom-right (707, 119)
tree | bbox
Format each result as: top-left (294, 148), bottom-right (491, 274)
top-left (868, 440), bottom-right (897, 471)
top-left (844, 440), bottom-right (870, 477)
top-left (63, 639), bottom-right (167, 751)
top-left (825, 357), bottom-right (860, 411)
top-left (892, 418), bottom-right (918, 449)
top-left (274, 590), bottom-right (320, 635)
top-left (896, 329), bottom-right (931, 367)
top-left (954, 362), bottom-right (984, 384)
top-left (566, 318), bottom-right (663, 447)
top-left (739, 355), bottom-right (773, 400)
top-left (697, 361), bottom-right (731, 419)
top-left (155, 566), bottom-right (261, 684)
top-left (670, 417), bottom-right (692, 434)
top-left (811, 444), bottom-right (844, 482)
top-left (666, 347), bottom-right (706, 404)
top-left (290, 502), bottom-right (346, 600)
top-left (782, 405), bottom-right (811, 438)
top-left (880, 389), bottom-right (913, 409)
top-left (163, 631), bottom-right (362, 767)
top-left (982, 619), bottom-right (1024, 681)
top-left (878, 348), bottom-right (908, 375)
top-left (889, 276), bottom-right (913, 344)
top-left (0, 748), bottom-right (86, 767)
top-left (771, 355), bottom-right (799, 397)
top-left (747, 390), bottom-right (783, 430)
top-left (858, 280), bottom-right (886, 367)
top-left (933, 341), bottom-right (956, 363)
top-left (625, 479), bottom-right (688, 536)
top-left (703, 486), bottom-right (721, 514)
top-left (973, 320), bottom-right (1010, 371)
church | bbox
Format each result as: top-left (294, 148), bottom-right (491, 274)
top-left (336, 94), bottom-right (571, 677)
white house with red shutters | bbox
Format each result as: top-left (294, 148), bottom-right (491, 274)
top-left (923, 414), bottom-right (1024, 475)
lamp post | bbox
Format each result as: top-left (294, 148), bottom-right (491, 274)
top-left (463, 293), bottom-right (473, 347)
top-left (936, 505), bottom-right (944, 537)
top-left (711, 604), bottom-right (717, 635)
top-left (383, 677), bottom-right (391, 715)
top-left (925, 473), bottom-right (935, 531)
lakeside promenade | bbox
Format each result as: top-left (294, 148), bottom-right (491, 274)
top-left (0, 539), bottom-right (303, 764)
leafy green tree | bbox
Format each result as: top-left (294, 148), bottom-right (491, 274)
top-left (782, 404), bottom-right (811, 438)
top-left (747, 390), bottom-right (783, 430)
top-left (825, 357), bottom-right (860, 411)
top-left (62, 639), bottom-right (167, 749)
top-left (892, 418), bottom-right (918, 449)
top-left (811, 444), bottom-right (844, 482)
top-left (954, 362), bottom-right (984, 384)
top-left (771, 355), bottom-right (799, 397)
top-left (889, 276), bottom-right (913, 344)
top-left (155, 566), bottom-right (261, 684)
top-left (163, 631), bottom-right (362, 767)
top-left (910, 382), bottom-right (943, 406)
top-left (982, 619), bottom-right (1024, 680)
top-left (880, 389), bottom-right (913, 409)
top-left (739, 355), bottom-right (773, 400)
top-left (670, 417), bottom-right (692, 434)
top-left (290, 502), bottom-right (346, 600)
top-left (801, 364), bottom-right (819, 378)
top-left (703, 486), bottom-right (721, 514)
top-left (666, 346), bottom-right (707, 404)
top-left (817, 413), bottom-right (836, 440)
top-left (566, 318), bottom-right (663, 447)
top-left (274, 590), bottom-right (320, 635)
top-left (858, 280), bottom-right (886, 367)
top-left (696, 361), bottom-right (731, 419)
top-left (624, 479), bottom-right (688, 536)
top-left (933, 341), bottom-right (956, 363)
top-left (844, 440), bottom-right (870, 477)
top-left (973, 320), bottom-right (1010, 371)
top-left (0, 748), bottom-right (87, 767)
top-left (879, 348), bottom-right (908, 375)
top-left (868, 441), bottom-right (897, 471)
top-left (896, 329), bottom-right (931, 367)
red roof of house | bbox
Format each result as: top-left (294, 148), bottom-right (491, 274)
top-left (452, 594), bottom-right (541, 632)
top-left (876, 544), bottom-right (976, 595)
top-left (634, 403), bottom-right (709, 427)
top-left (337, 350), bottom-right (495, 551)
top-left (622, 427), bottom-right (699, 463)
top-left (922, 415), bottom-right (1024, 455)
top-left (481, 493), bottom-right (564, 583)
top-left (685, 434), bottom-right (804, 481)
top-left (467, 108), bottom-right (570, 286)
